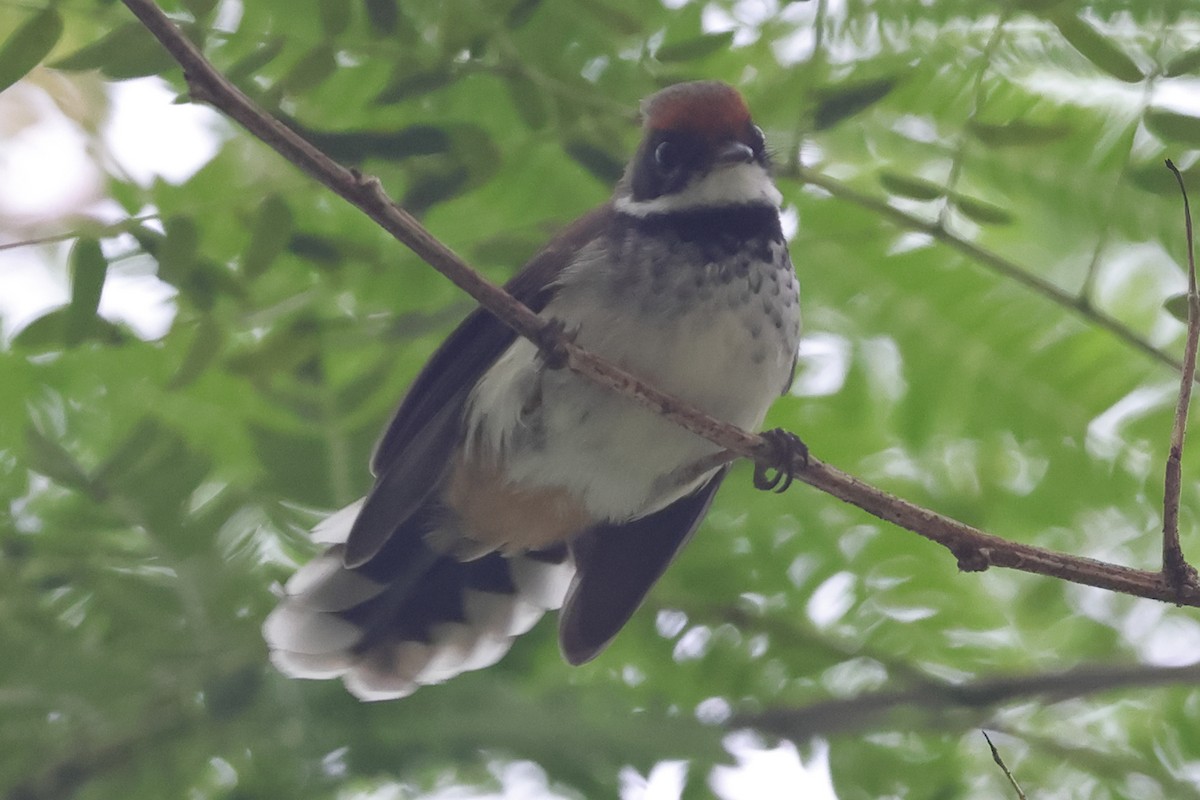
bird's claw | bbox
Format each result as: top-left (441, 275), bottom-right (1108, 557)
top-left (753, 428), bottom-right (809, 493)
top-left (536, 318), bottom-right (577, 370)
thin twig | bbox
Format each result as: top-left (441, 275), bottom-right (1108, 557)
top-left (793, 166), bottom-right (1186, 374)
top-left (736, 661), bottom-right (1200, 740)
top-left (1163, 159), bottom-right (1200, 592)
top-left (119, 0), bottom-right (1200, 607)
top-left (990, 724), bottom-right (1200, 800)
top-left (982, 732), bottom-right (1028, 800)
top-left (937, 9), bottom-right (1011, 230)
top-left (0, 213), bottom-right (162, 253)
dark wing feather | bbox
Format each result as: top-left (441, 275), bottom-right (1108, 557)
top-left (343, 206), bottom-right (614, 568)
top-left (558, 467), bottom-right (730, 665)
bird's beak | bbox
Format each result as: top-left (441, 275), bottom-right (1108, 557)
top-left (714, 140), bottom-right (755, 165)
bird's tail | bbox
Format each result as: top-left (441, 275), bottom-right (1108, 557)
top-left (263, 500), bottom-right (575, 700)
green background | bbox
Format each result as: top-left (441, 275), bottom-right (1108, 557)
top-left (3, 0), bottom-right (1200, 797)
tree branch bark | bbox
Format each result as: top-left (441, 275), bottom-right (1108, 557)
top-left (120, 0), bottom-right (1200, 606)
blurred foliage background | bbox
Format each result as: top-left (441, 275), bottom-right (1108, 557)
top-left (3, 0), bottom-right (1200, 797)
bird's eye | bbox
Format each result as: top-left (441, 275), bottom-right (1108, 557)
top-left (654, 141), bottom-right (677, 171)
top-left (749, 125), bottom-right (766, 154)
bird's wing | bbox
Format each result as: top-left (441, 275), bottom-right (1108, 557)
top-left (343, 206), bottom-right (614, 568)
top-left (558, 467), bottom-right (730, 665)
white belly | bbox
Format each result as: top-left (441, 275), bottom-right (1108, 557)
top-left (466, 245), bottom-right (799, 522)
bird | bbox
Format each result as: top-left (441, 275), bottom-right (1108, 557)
top-left (263, 80), bottom-right (802, 700)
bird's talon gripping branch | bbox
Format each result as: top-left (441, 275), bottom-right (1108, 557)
top-left (954, 546), bottom-right (991, 573)
top-left (753, 428), bottom-right (808, 493)
top-left (536, 318), bottom-right (576, 370)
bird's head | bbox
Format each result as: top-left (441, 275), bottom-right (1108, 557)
top-left (617, 81), bottom-right (781, 216)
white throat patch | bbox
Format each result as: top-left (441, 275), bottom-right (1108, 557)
top-left (614, 162), bottom-right (782, 217)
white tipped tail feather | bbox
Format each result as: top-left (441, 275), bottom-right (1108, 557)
top-left (263, 500), bottom-right (574, 701)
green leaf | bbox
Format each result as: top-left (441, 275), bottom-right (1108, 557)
top-left (472, 231), bottom-right (543, 268)
top-left (300, 123), bottom-right (451, 162)
top-left (185, 261), bottom-right (241, 310)
top-left (1128, 161), bottom-right (1200, 195)
top-left (227, 316), bottom-right (321, 378)
top-left (281, 43), bottom-right (336, 94)
top-left (242, 195), bottom-right (294, 279)
top-left (878, 173), bottom-right (1010, 223)
top-left (94, 418), bottom-right (172, 486)
top-left (65, 239), bottom-right (108, 347)
top-left (1165, 293), bottom-right (1190, 323)
top-left (130, 223), bottom-right (164, 257)
top-left (0, 7), bottom-right (63, 94)
top-left (98, 425), bottom-right (211, 534)
top-left (564, 139), bottom-right (624, 184)
top-left (656, 30), bottom-right (735, 63)
top-left (225, 36), bottom-right (286, 84)
top-left (11, 307), bottom-right (128, 351)
top-left (880, 172), bottom-right (944, 201)
top-left (25, 427), bottom-right (92, 492)
top-left (507, 73), bottom-right (549, 130)
top-left (1146, 110), bottom-right (1200, 147)
top-left (1011, 0), bottom-right (1071, 11)
top-left (814, 77), bottom-right (896, 130)
top-left (10, 309), bottom-right (66, 350)
top-left (320, 0), bottom-right (352, 37)
top-left (435, 0), bottom-right (490, 53)
top-left (444, 124), bottom-right (503, 192)
top-left (143, 216), bottom-right (238, 309)
top-left (363, 0), bottom-right (399, 35)
top-left (506, 0), bottom-right (543, 29)
top-left (968, 121), bottom-right (1070, 147)
top-left (204, 665), bottom-right (263, 719)
top-left (158, 216), bottom-right (198, 284)
top-left (1052, 14), bottom-right (1144, 83)
top-left (374, 66), bottom-right (455, 105)
top-left (168, 315), bottom-right (223, 389)
top-left (183, 0), bottom-right (220, 19)
top-left (364, 0), bottom-right (408, 37)
top-left (249, 423), bottom-right (335, 505)
top-left (403, 160), bottom-right (471, 215)
top-left (51, 21), bottom-right (175, 80)
top-left (1166, 45), bottom-right (1200, 78)
top-left (953, 195), bottom-right (1014, 226)
top-left (288, 233), bottom-right (344, 266)
top-left (577, 0), bottom-right (642, 34)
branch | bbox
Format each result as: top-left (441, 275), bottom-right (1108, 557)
top-left (121, 0), bottom-right (1200, 606)
top-left (735, 661), bottom-right (1200, 739)
top-left (1163, 159), bottom-right (1200, 591)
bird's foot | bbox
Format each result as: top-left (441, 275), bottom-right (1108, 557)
top-left (753, 428), bottom-right (809, 494)
top-left (535, 318), bottom-right (578, 370)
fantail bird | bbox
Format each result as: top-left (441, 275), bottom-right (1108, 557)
top-left (264, 80), bottom-right (801, 700)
